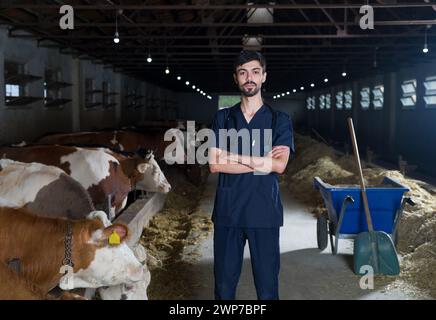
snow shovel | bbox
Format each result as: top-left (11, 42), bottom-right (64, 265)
top-left (347, 118), bottom-right (400, 276)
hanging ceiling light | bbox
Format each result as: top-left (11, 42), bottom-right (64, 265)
top-left (342, 62), bottom-right (347, 77)
top-left (423, 25), bottom-right (430, 54)
top-left (177, 76), bottom-right (181, 81)
top-left (113, 11), bottom-right (120, 44)
top-left (147, 51), bottom-right (152, 63)
top-left (114, 32), bottom-right (120, 44)
top-left (165, 66), bottom-right (170, 74)
top-left (324, 78), bottom-right (329, 83)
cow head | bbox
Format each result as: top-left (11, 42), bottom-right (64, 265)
top-left (98, 266), bottom-right (150, 300)
top-left (65, 221), bottom-right (144, 290)
top-left (98, 243), bottom-right (150, 300)
top-left (133, 152), bottom-right (171, 193)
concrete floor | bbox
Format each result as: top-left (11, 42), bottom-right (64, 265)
top-left (183, 173), bottom-right (431, 300)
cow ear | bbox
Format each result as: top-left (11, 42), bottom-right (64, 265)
top-left (137, 163), bottom-right (151, 173)
top-left (87, 210), bottom-right (111, 227)
top-left (103, 224), bottom-right (128, 243)
top-left (146, 150), bottom-right (154, 160)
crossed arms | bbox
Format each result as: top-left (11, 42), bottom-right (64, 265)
top-left (208, 146), bottom-right (290, 175)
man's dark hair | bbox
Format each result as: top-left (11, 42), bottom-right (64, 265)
top-left (233, 50), bottom-right (266, 73)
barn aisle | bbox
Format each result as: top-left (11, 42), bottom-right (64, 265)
top-left (184, 173), bottom-right (431, 300)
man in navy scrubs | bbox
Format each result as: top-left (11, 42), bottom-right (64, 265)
top-left (209, 50), bottom-right (294, 300)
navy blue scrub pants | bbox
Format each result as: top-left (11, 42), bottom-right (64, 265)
top-left (213, 225), bottom-right (280, 300)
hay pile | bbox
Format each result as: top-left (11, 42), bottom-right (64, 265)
top-left (140, 171), bottom-right (213, 300)
top-left (283, 134), bottom-right (358, 214)
top-left (285, 133), bottom-right (436, 297)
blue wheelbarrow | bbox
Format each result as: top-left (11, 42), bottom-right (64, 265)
top-left (313, 176), bottom-right (413, 255)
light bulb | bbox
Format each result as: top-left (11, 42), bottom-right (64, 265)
top-left (423, 44), bottom-right (429, 53)
top-left (113, 32), bottom-right (120, 44)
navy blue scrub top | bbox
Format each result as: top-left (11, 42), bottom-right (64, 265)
top-left (211, 102), bottom-right (295, 228)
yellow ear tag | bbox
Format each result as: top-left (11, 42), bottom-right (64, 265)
top-left (109, 230), bottom-right (121, 246)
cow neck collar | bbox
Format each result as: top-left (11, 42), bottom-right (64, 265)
top-left (62, 221), bottom-right (74, 268)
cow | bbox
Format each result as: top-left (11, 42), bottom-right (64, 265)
top-left (0, 262), bottom-right (86, 300)
top-left (98, 244), bottom-right (150, 300)
top-left (107, 150), bottom-right (171, 194)
top-left (0, 159), bottom-right (95, 220)
top-left (0, 207), bottom-right (144, 294)
top-left (98, 269), bottom-right (150, 300)
top-left (0, 145), bottom-right (171, 208)
top-left (0, 145), bottom-right (131, 220)
top-left (37, 129), bottom-right (186, 163)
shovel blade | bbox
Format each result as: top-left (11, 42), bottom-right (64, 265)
top-left (354, 231), bottom-right (400, 276)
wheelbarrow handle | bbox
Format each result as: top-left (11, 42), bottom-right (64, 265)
top-left (348, 118), bottom-right (374, 232)
top-left (405, 197), bottom-right (416, 206)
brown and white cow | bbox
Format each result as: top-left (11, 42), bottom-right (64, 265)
top-left (0, 145), bottom-right (131, 219)
top-left (0, 159), bottom-right (95, 220)
top-left (0, 207), bottom-right (144, 294)
top-left (98, 244), bottom-right (150, 300)
top-left (37, 129), bottom-right (186, 163)
top-left (107, 150), bottom-right (171, 194)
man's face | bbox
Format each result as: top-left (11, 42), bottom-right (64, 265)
top-left (234, 60), bottom-right (267, 97)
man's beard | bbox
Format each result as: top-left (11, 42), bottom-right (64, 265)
top-left (239, 82), bottom-right (261, 97)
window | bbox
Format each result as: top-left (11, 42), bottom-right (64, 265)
top-left (85, 78), bottom-right (96, 106)
top-left (372, 85), bottom-right (384, 109)
top-left (336, 91), bottom-right (344, 109)
top-left (4, 61), bottom-right (25, 101)
top-left (325, 94), bottom-right (331, 109)
top-left (423, 76), bottom-right (436, 108)
top-left (319, 95), bottom-right (325, 110)
top-left (126, 88), bottom-right (137, 108)
top-left (5, 84), bottom-right (20, 97)
top-left (131, 89), bottom-right (137, 107)
top-left (306, 96), bottom-right (316, 110)
top-left (102, 82), bottom-right (109, 107)
top-left (344, 90), bottom-right (352, 109)
top-left (360, 87), bottom-right (370, 109)
top-left (218, 95), bottom-right (240, 110)
top-left (400, 79), bottom-right (417, 108)
top-left (44, 69), bottom-right (61, 105)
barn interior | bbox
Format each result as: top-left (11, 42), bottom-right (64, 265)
top-left (0, 1), bottom-right (435, 301)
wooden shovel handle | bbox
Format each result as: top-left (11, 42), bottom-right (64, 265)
top-left (347, 118), bottom-right (374, 232)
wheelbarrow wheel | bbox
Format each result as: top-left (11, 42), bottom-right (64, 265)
top-left (317, 215), bottom-right (328, 250)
